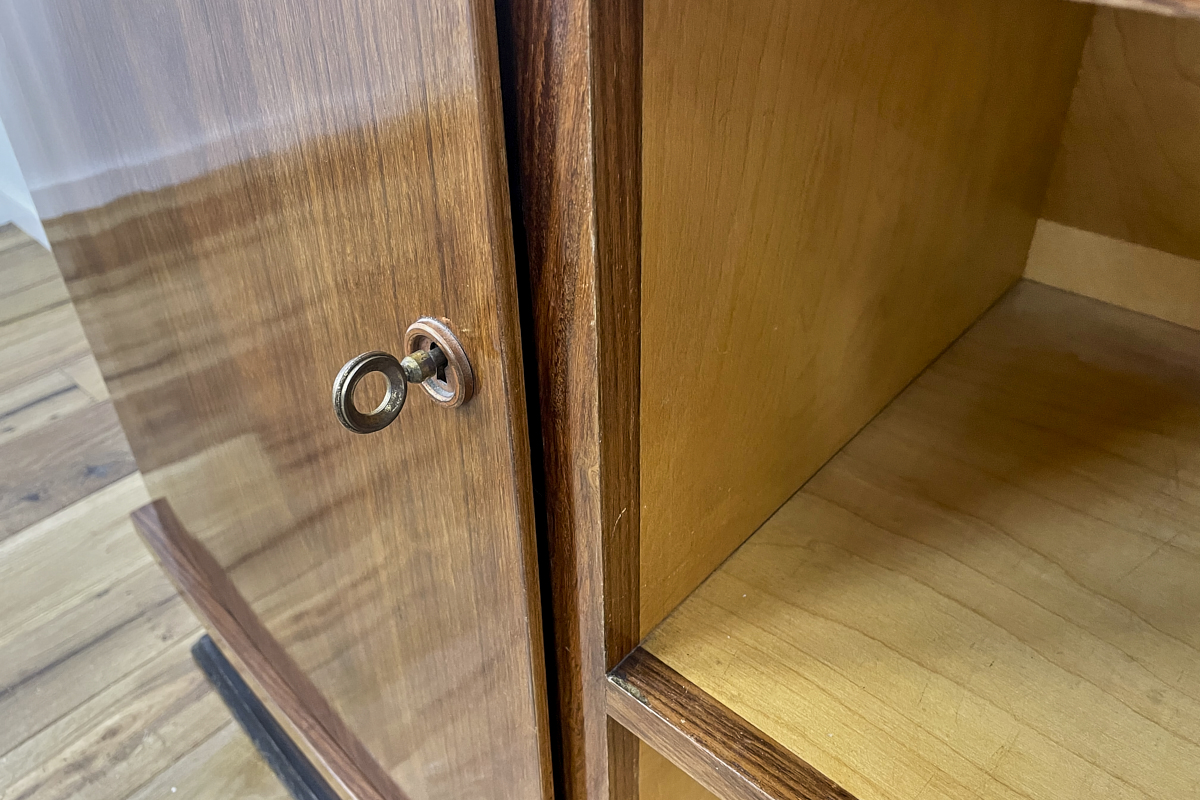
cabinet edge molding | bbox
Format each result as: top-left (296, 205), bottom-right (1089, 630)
top-left (505, 0), bottom-right (644, 798)
top-left (130, 499), bottom-right (405, 800)
top-left (607, 649), bottom-right (857, 800)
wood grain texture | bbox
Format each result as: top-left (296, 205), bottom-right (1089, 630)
top-left (638, 0), bottom-right (1094, 636)
top-left (610, 650), bottom-right (855, 800)
top-left (0, 636), bottom-right (229, 800)
top-left (0, 296), bottom-right (89, 392)
top-left (505, 0), bottom-right (642, 798)
top-left (0, 223), bottom-right (25, 251)
top-left (124, 723), bottom-right (291, 800)
top-left (1041, 9), bottom-right (1200, 260)
top-left (592, 3), bottom-right (645, 800)
top-left (132, 500), bottom-right (399, 800)
top-left (644, 281), bottom-right (1200, 800)
top-left (637, 746), bottom-right (718, 800)
top-left (62, 354), bottom-right (110, 401)
top-left (0, 400), bottom-right (136, 540)
top-left (0, 2), bottom-right (551, 797)
top-left (0, 230), bottom-right (290, 800)
top-left (0, 474), bottom-right (151, 685)
top-left (0, 368), bottom-right (94, 446)
top-left (0, 240), bottom-right (67, 303)
top-left (1025, 219), bottom-right (1200, 330)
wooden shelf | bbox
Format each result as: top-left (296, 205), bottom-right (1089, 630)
top-left (610, 281), bottom-right (1200, 800)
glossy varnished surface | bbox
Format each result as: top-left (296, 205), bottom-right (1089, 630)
top-left (0, 4), bottom-right (550, 799)
top-left (132, 500), bottom-right (393, 800)
top-left (644, 282), bottom-right (1200, 800)
top-left (0, 226), bottom-right (288, 800)
top-left (1076, 0), bottom-right (1200, 18)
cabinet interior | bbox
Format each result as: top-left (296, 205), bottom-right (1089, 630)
top-left (632, 0), bottom-right (1200, 797)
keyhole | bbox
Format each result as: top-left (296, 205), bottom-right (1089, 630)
top-left (352, 371), bottom-right (390, 414)
top-left (428, 344), bottom-right (449, 383)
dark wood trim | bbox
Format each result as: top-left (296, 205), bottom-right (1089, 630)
top-left (471, 1), bottom-right (560, 797)
top-left (131, 500), bottom-right (406, 800)
top-left (592, 3), bottom-right (644, 798)
top-left (608, 649), bottom-right (858, 800)
top-left (504, 0), bottom-right (642, 799)
top-left (591, 0), bottom-right (642, 675)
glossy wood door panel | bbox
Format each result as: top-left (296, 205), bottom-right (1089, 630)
top-left (0, 3), bottom-right (551, 799)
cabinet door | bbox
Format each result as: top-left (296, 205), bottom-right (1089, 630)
top-left (0, 2), bottom-right (549, 799)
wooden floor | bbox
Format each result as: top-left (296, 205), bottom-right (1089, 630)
top-left (643, 280), bottom-right (1200, 800)
top-left (0, 224), bottom-right (288, 800)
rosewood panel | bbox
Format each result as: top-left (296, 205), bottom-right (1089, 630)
top-left (0, 2), bottom-right (551, 798)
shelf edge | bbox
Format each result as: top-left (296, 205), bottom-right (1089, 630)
top-left (607, 648), bottom-right (857, 800)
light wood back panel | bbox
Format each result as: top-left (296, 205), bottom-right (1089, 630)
top-left (1042, 9), bottom-right (1200, 260)
top-left (1029, 9), bottom-right (1200, 324)
top-left (639, 0), bottom-right (1095, 636)
top-left (1026, 220), bottom-right (1200, 330)
top-left (0, 2), bottom-right (551, 798)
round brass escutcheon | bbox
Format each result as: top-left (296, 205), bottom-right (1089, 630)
top-left (332, 351), bottom-right (408, 434)
top-left (404, 317), bottom-right (475, 408)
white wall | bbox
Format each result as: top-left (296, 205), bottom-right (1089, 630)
top-left (0, 113), bottom-right (47, 248)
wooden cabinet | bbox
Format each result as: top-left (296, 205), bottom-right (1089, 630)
top-left (516, 1), bottom-right (1200, 800)
top-left (3, 0), bottom-right (1199, 798)
top-left (0, 3), bottom-right (550, 800)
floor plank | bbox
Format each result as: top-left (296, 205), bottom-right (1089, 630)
top-left (0, 597), bottom-right (202, 759)
top-left (63, 355), bottom-right (110, 401)
top-left (0, 304), bottom-right (91, 392)
top-left (0, 401), bottom-right (137, 540)
top-left (0, 474), bottom-right (151, 654)
top-left (0, 637), bottom-right (230, 800)
top-left (0, 224), bottom-right (27, 253)
top-left (0, 369), bottom-right (95, 447)
top-left (0, 241), bottom-right (60, 299)
top-left (0, 562), bottom-right (179, 695)
top-left (0, 229), bottom-right (286, 800)
top-left (0, 279), bottom-right (72, 328)
top-left (124, 724), bottom-right (290, 800)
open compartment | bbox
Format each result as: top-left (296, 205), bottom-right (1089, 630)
top-left (609, 0), bottom-right (1200, 798)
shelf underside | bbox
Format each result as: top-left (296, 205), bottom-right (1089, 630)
top-left (628, 280), bottom-right (1200, 800)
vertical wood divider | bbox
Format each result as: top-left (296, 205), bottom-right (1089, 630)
top-left (505, 0), bottom-right (642, 798)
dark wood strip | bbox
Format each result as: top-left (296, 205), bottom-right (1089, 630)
top-left (608, 648), bottom-right (858, 800)
top-left (592, 0), bottom-right (643, 672)
top-left (592, 4), bottom-right (644, 796)
top-left (0, 401), bottom-right (135, 540)
top-left (504, 0), bottom-right (643, 799)
top-left (131, 499), bottom-right (406, 800)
